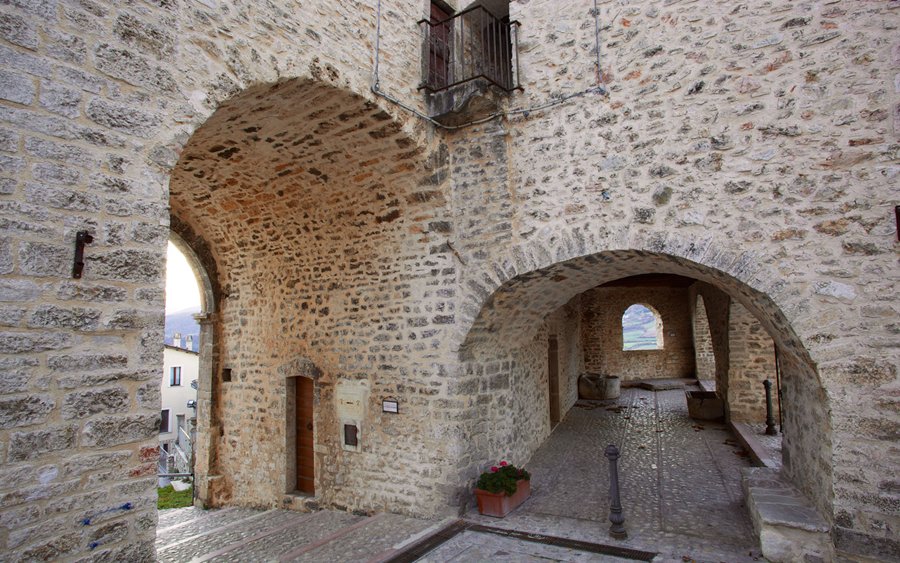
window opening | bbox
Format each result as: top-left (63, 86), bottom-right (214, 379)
top-left (419, 1), bottom-right (519, 92)
top-left (170, 366), bottom-right (182, 386)
top-left (160, 409), bottom-right (170, 433)
top-left (622, 304), bottom-right (664, 351)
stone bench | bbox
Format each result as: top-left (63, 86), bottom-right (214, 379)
top-left (741, 467), bottom-right (832, 562)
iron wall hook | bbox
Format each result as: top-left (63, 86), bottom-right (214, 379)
top-left (72, 230), bottom-right (93, 279)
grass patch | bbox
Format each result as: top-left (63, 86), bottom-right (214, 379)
top-left (157, 484), bottom-right (193, 510)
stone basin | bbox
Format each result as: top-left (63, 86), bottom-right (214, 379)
top-left (686, 390), bottom-right (724, 420)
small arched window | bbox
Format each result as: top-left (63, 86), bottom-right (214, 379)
top-left (622, 304), bottom-right (663, 351)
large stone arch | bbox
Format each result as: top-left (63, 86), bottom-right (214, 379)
top-left (453, 223), bottom-right (833, 521)
top-left (166, 75), bottom-right (453, 514)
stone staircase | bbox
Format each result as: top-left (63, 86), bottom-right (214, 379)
top-left (155, 506), bottom-right (440, 562)
top-left (742, 467), bottom-right (832, 562)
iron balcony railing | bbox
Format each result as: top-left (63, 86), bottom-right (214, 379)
top-left (418, 5), bottom-right (521, 93)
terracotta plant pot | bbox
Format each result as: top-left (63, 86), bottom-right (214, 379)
top-left (475, 479), bottom-right (531, 517)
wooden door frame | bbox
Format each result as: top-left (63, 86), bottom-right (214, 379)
top-left (548, 335), bottom-right (560, 426)
top-left (285, 375), bottom-right (315, 496)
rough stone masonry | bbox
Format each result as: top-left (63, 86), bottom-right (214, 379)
top-left (0, 0), bottom-right (897, 561)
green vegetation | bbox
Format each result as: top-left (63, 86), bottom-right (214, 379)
top-left (157, 484), bottom-right (193, 510)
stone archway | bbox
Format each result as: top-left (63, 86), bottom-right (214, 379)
top-left (167, 77), bottom-right (452, 513)
top-left (692, 295), bottom-right (716, 381)
top-left (453, 232), bottom-right (832, 522)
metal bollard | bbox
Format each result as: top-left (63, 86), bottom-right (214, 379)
top-left (763, 379), bottom-right (778, 436)
top-left (604, 444), bottom-right (627, 539)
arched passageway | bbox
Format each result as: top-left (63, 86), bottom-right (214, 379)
top-left (167, 77), bottom-right (453, 514)
top-left (455, 249), bottom-right (831, 524)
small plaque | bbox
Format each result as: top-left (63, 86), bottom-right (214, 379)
top-left (382, 399), bottom-right (399, 414)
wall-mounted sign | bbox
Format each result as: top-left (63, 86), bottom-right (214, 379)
top-left (382, 399), bottom-right (399, 414)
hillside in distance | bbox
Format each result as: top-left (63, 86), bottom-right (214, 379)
top-left (165, 307), bottom-right (200, 351)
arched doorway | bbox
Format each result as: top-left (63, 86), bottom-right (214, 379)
top-left (454, 247), bottom-right (832, 551)
top-left (167, 77), bottom-right (449, 513)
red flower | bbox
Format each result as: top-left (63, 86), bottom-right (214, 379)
top-left (491, 466), bottom-right (498, 472)
top-left (499, 461), bottom-right (508, 467)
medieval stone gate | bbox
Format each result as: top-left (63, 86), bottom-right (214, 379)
top-left (0, 0), bottom-right (897, 561)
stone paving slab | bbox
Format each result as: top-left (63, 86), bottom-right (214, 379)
top-left (156, 507), bottom-right (265, 546)
top-left (157, 509), bottom-right (312, 562)
top-left (205, 509), bottom-right (362, 562)
top-left (417, 529), bottom-right (636, 562)
top-left (157, 505), bottom-right (210, 529)
top-left (153, 388), bottom-right (766, 562)
top-left (292, 512), bottom-right (436, 562)
top-left (463, 388), bottom-right (763, 562)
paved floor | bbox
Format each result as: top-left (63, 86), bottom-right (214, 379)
top-left (458, 387), bottom-right (763, 562)
top-left (156, 387), bottom-right (763, 562)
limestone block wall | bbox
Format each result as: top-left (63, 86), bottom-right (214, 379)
top-left (455, 295), bottom-right (582, 494)
top-left (0, 0), bottom-right (448, 559)
top-left (727, 302), bottom-right (779, 424)
top-left (689, 283), bottom-right (732, 397)
top-left (581, 286), bottom-right (695, 380)
top-left (692, 295), bottom-right (716, 381)
top-left (546, 297), bottom-right (583, 417)
top-left (448, 1), bottom-right (898, 557)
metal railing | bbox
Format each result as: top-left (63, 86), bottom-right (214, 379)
top-left (418, 6), bottom-right (521, 93)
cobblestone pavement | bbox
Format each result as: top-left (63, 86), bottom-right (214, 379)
top-left (156, 388), bottom-right (763, 562)
top-left (461, 388), bottom-right (764, 562)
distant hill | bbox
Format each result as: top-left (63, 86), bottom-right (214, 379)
top-left (165, 307), bottom-right (201, 351)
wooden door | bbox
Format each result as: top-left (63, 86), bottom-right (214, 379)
top-left (548, 336), bottom-right (560, 426)
top-left (429, 2), bottom-right (452, 88)
top-left (295, 377), bottom-right (315, 494)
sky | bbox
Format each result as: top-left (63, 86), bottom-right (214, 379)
top-left (165, 241), bottom-right (202, 314)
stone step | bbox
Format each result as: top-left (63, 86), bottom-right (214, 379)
top-left (157, 509), bottom-right (312, 562)
top-left (741, 467), bottom-right (832, 563)
top-left (157, 506), bottom-right (203, 529)
top-left (288, 512), bottom-right (437, 562)
top-left (155, 507), bottom-right (268, 549)
top-left (200, 509), bottom-right (362, 562)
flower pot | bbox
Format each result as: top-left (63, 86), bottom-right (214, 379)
top-left (475, 479), bottom-right (531, 517)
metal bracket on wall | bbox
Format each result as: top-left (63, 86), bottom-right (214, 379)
top-left (72, 230), bottom-right (93, 279)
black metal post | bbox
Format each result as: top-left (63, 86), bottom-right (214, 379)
top-left (763, 379), bottom-right (778, 436)
top-left (604, 444), bottom-right (627, 539)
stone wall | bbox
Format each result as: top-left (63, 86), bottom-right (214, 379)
top-left (0, 0), bottom-right (443, 559)
top-left (692, 295), bottom-right (715, 381)
top-left (450, 1), bottom-right (898, 555)
top-left (1, 0), bottom-right (898, 560)
top-left (727, 302), bottom-right (779, 424)
top-left (581, 286), bottom-right (694, 380)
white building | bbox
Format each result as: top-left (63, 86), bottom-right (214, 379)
top-left (161, 344), bottom-right (199, 473)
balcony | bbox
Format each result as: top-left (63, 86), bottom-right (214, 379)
top-left (418, 4), bottom-right (520, 121)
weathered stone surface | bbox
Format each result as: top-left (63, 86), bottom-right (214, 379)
top-left (28, 305), bottom-right (102, 331)
top-left (0, 330), bottom-right (72, 353)
top-left (46, 29), bottom-right (87, 65)
top-left (0, 1), bottom-right (897, 560)
top-left (18, 241), bottom-right (70, 277)
top-left (0, 356), bottom-right (38, 393)
top-left (0, 394), bottom-right (55, 428)
top-left (114, 13), bottom-right (175, 58)
top-left (86, 98), bottom-right (161, 137)
top-left (39, 82), bottom-right (83, 119)
top-left (94, 43), bottom-right (177, 93)
top-left (62, 387), bottom-right (129, 419)
top-left (0, 12), bottom-right (38, 49)
top-left (136, 382), bottom-right (159, 409)
top-left (86, 249), bottom-right (163, 282)
top-left (0, 69), bottom-right (36, 105)
top-left (8, 425), bottom-right (78, 461)
top-left (82, 414), bottom-right (159, 447)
